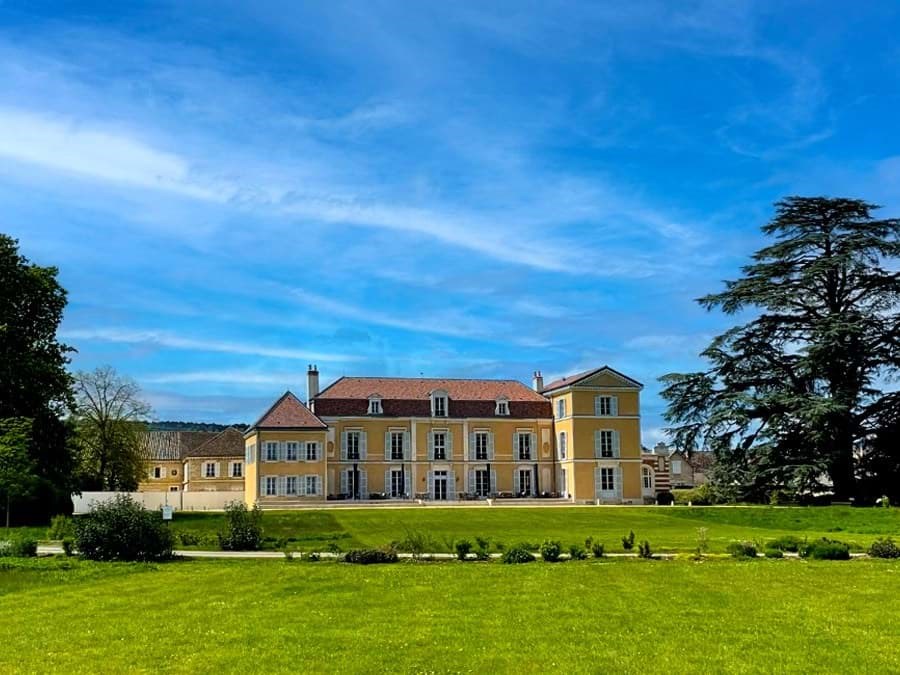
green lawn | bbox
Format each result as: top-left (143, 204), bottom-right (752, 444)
top-left (161, 505), bottom-right (900, 553)
top-left (1, 556), bottom-right (898, 673)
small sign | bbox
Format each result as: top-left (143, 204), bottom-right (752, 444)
top-left (161, 505), bottom-right (174, 521)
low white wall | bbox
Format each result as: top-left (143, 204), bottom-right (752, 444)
top-left (73, 491), bottom-right (243, 514)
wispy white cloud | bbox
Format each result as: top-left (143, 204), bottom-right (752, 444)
top-left (142, 370), bottom-right (308, 386)
top-left (60, 328), bottom-right (359, 362)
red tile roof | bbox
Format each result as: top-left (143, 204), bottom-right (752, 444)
top-left (314, 377), bottom-right (552, 419)
top-left (541, 366), bottom-right (642, 393)
top-left (249, 391), bottom-right (326, 430)
top-left (140, 431), bottom-right (218, 460)
top-left (186, 427), bottom-right (245, 458)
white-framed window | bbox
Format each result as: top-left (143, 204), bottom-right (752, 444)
top-left (595, 395), bottom-right (616, 416)
top-left (305, 442), bottom-right (319, 461)
top-left (305, 475), bottom-right (319, 496)
top-left (433, 432), bottom-right (447, 460)
top-left (265, 441), bottom-right (279, 462)
top-left (390, 431), bottom-right (405, 461)
top-left (368, 397), bottom-right (382, 415)
top-left (231, 462), bottom-right (243, 478)
top-left (517, 432), bottom-right (532, 460)
top-left (265, 476), bottom-right (278, 496)
top-left (642, 466), bottom-right (653, 490)
top-left (598, 430), bottom-right (614, 458)
top-left (204, 462), bottom-right (217, 478)
top-left (495, 398), bottom-right (509, 416)
top-left (153, 466), bottom-right (162, 479)
top-left (600, 467), bottom-right (616, 492)
top-left (558, 432), bottom-right (567, 459)
top-left (671, 460), bottom-right (682, 474)
top-left (285, 476), bottom-right (298, 495)
top-left (517, 469), bottom-right (533, 496)
top-left (346, 431), bottom-right (361, 460)
top-left (285, 441), bottom-right (299, 461)
top-left (389, 469), bottom-right (405, 498)
top-left (557, 399), bottom-right (566, 419)
top-left (474, 432), bottom-right (489, 460)
top-left (431, 391), bottom-right (448, 417)
top-left (474, 469), bottom-right (491, 497)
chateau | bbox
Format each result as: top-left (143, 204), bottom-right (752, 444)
top-left (240, 364), bottom-right (645, 505)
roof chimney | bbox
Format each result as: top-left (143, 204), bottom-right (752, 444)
top-left (307, 364), bottom-right (320, 405)
top-left (532, 370), bottom-right (544, 392)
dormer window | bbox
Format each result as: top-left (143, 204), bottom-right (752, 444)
top-left (495, 397), bottom-right (509, 416)
top-left (368, 395), bottom-right (383, 415)
top-left (431, 390), bottom-right (448, 417)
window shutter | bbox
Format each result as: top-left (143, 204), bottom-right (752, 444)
top-left (594, 396), bottom-right (601, 416)
top-left (446, 431), bottom-right (453, 460)
top-left (467, 469), bottom-right (475, 494)
top-left (468, 433), bottom-right (475, 460)
top-left (313, 476), bottom-right (321, 496)
top-left (490, 469), bottom-right (497, 495)
top-left (340, 432), bottom-right (348, 461)
top-left (594, 430), bottom-right (602, 458)
top-left (513, 432), bottom-right (519, 458)
top-left (359, 432), bottom-right (367, 460)
top-left (427, 471), bottom-right (434, 499)
top-left (385, 469), bottom-right (391, 497)
top-left (448, 471), bottom-right (456, 501)
top-left (215, 462), bottom-right (221, 478)
top-left (487, 432), bottom-right (495, 460)
top-left (340, 470), bottom-right (348, 495)
top-left (359, 470), bottom-right (368, 499)
top-left (616, 466), bottom-right (623, 498)
top-left (611, 396), bottom-right (619, 416)
top-left (594, 467), bottom-right (602, 499)
top-left (384, 432), bottom-right (391, 461)
top-left (260, 474), bottom-right (266, 497)
top-left (276, 441), bottom-right (284, 461)
top-left (299, 475), bottom-right (306, 497)
top-left (402, 431), bottom-right (410, 460)
top-left (613, 431), bottom-right (621, 458)
top-left (427, 432), bottom-right (434, 461)
top-left (530, 433), bottom-right (537, 457)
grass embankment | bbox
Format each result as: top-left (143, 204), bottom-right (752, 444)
top-left (161, 505), bottom-right (900, 553)
top-left (1, 556), bottom-right (898, 672)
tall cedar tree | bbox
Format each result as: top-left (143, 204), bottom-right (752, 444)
top-left (660, 197), bottom-right (900, 501)
top-left (0, 234), bottom-right (76, 521)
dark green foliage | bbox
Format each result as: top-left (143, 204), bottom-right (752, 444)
top-left (61, 539), bottom-right (74, 556)
top-left (539, 539), bottom-right (562, 562)
top-left (764, 548), bottom-right (784, 559)
top-left (661, 197), bottom-right (900, 501)
top-left (656, 491), bottom-right (674, 506)
top-left (767, 535), bottom-right (804, 552)
top-left (454, 539), bottom-right (472, 561)
top-left (568, 544), bottom-right (588, 560)
top-left (673, 484), bottom-right (716, 505)
top-left (0, 235), bottom-right (77, 523)
top-left (637, 541), bottom-right (653, 559)
top-left (217, 502), bottom-right (263, 551)
top-left (726, 541), bottom-right (758, 558)
top-left (867, 538), bottom-right (900, 558)
top-left (177, 532), bottom-right (201, 546)
top-left (74, 495), bottom-right (173, 561)
top-left (343, 549), bottom-right (398, 564)
top-left (47, 514), bottom-right (74, 540)
top-left (800, 538), bottom-right (851, 560)
top-left (395, 530), bottom-right (436, 559)
top-left (590, 541), bottom-right (605, 558)
top-left (622, 530), bottom-right (635, 550)
top-left (473, 537), bottom-right (491, 560)
top-left (502, 545), bottom-right (535, 564)
top-left (307, 552), bottom-right (320, 562)
top-left (0, 535), bottom-right (38, 557)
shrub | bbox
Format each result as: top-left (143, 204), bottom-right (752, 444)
top-left (0, 536), bottom-right (38, 558)
top-left (766, 535), bottom-right (804, 553)
top-left (568, 544), bottom-right (588, 561)
top-left (622, 530), bottom-right (635, 550)
top-left (695, 527), bottom-right (709, 558)
top-left (47, 514), bottom-right (75, 540)
top-left (800, 538), bottom-right (850, 560)
top-left (308, 552), bottom-right (321, 562)
top-left (177, 532), bottom-right (201, 547)
top-left (584, 536), bottom-right (594, 550)
top-left (74, 496), bottom-right (173, 562)
top-left (396, 530), bottom-right (435, 559)
top-left (637, 540), bottom-right (653, 559)
top-left (590, 541), bottom-right (605, 558)
top-left (868, 538), bottom-right (900, 559)
top-left (343, 548), bottom-right (399, 565)
top-left (325, 542), bottom-right (343, 555)
top-left (455, 539), bottom-right (472, 561)
top-left (656, 491), bottom-right (675, 506)
top-left (502, 545), bottom-right (535, 564)
top-left (217, 502), bottom-right (263, 551)
top-left (61, 539), bottom-right (75, 557)
top-left (673, 484), bottom-right (715, 506)
top-left (769, 489), bottom-right (795, 506)
top-left (726, 541), bottom-right (757, 559)
top-left (474, 537), bottom-right (491, 560)
top-left (764, 548), bottom-right (784, 559)
top-left (540, 540), bottom-right (562, 562)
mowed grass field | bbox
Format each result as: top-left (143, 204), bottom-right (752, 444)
top-left (1, 556), bottom-right (899, 673)
top-left (162, 505), bottom-right (900, 552)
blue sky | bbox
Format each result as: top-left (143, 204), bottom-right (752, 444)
top-left (3, 2), bottom-right (900, 441)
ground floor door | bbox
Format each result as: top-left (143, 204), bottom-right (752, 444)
top-left (433, 470), bottom-right (448, 500)
top-left (517, 469), bottom-right (532, 496)
top-left (558, 468), bottom-right (567, 497)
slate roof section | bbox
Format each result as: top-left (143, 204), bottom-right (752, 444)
top-left (540, 366), bottom-right (643, 393)
top-left (185, 426), bottom-right (245, 458)
top-left (140, 431), bottom-right (217, 461)
top-left (249, 391), bottom-right (327, 430)
top-left (314, 377), bottom-right (552, 419)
